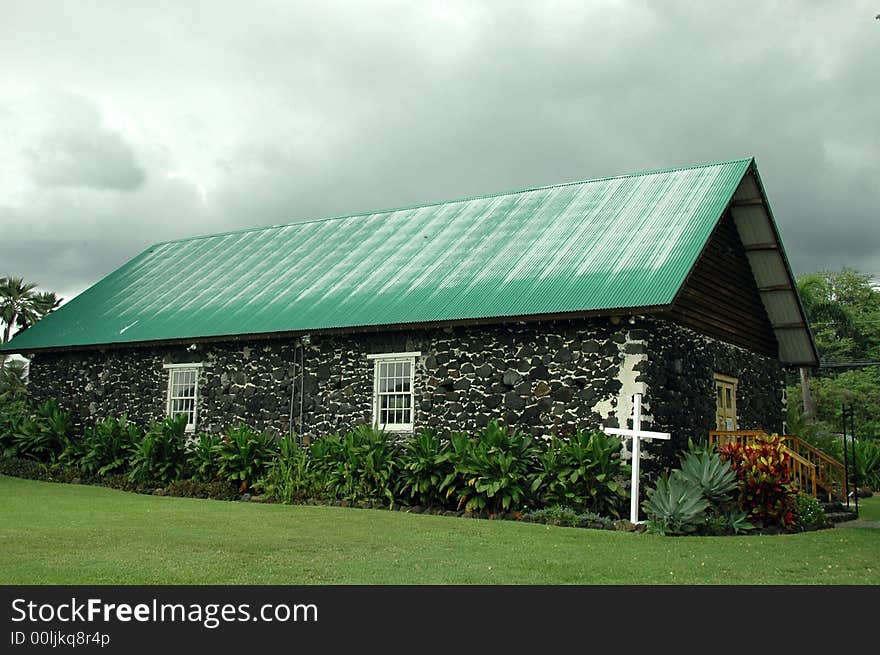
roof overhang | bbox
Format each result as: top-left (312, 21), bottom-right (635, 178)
top-left (727, 164), bottom-right (819, 367)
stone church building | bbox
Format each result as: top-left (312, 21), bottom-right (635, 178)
top-left (3, 157), bottom-right (817, 462)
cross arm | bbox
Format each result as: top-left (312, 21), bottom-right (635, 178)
top-left (603, 427), bottom-right (671, 440)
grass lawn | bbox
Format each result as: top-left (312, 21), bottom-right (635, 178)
top-left (1, 475), bottom-right (878, 585)
top-left (856, 494), bottom-right (880, 522)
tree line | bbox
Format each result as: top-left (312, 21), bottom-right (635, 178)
top-left (792, 268), bottom-right (880, 441)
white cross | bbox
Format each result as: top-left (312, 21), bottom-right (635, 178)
top-left (603, 393), bottom-right (670, 524)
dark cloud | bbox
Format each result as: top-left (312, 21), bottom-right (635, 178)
top-left (0, 0), bottom-right (878, 302)
top-left (26, 128), bottom-right (146, 190)
top-left (20, 94), bottom-right (145, 191)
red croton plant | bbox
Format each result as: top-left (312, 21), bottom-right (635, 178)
top-left (718, 434), bottom-right (799, 528)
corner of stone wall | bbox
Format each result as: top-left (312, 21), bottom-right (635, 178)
top-left (590, 324), bottom-right (651, 432)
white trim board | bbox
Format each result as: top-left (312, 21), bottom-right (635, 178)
top-left (366, 352), bottom-right (421, 360)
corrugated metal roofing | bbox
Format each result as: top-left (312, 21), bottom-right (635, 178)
top-left (4, 158), bottom-right (762, 352)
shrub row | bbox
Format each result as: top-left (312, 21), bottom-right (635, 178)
top-left (0, 398), bottom-right (630, 518)
top-left (0, 397), bottom-right (834, 534)
top-left (260, 422), bottom-right (629, 516)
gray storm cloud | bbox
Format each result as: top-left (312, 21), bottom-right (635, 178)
top-left (26, 129), bottom-right (146, 190)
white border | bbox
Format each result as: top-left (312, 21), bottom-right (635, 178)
top-left (370, 352), bottom-right (420, 433)
top-left (164, 363), bottom-right (202, 432)
top-left (366, 351), bottom-right (421, 360)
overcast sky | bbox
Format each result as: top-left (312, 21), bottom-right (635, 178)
top-left (1, 1), bottom-right (878, 302)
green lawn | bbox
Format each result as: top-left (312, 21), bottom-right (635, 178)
top-left (1, 475), bottom-right (878, 585)
top-left (856, 494), bottom-right (880, 522)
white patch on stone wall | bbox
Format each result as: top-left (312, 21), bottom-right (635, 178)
top-left (591, 329), bottom-right (651, 431)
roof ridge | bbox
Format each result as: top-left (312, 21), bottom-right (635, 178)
top-left (149, 156), bottom-right (754, 249)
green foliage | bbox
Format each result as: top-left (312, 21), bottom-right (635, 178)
top-left (524, 505), bottom-right (614, 530)
top-left (0, 455), bottom-right (48, 480)
top-left (0, 360), bottom-right (29, 404)
top-left (128, 415), bottom-right (188, 485)
top-left (0, 403), bottom-right (29, 458)
top-left (0, 456), bottom-right (91, 485)
top-left (312, 426), bottom-right (400, 505)
top-left (787, 268), bottom-right (880, 443)
top-left (718, 434), bottom-right (799, 528)
top-left (441, 421), bottom-right (538, 514)
top-left (164, 479), bottom-right (239, 501)
top-left (786, 415), bottom-right (845, 461)
top-left (187, 432), bottom-right (223, 483)
top-left (531, 430), bottom-right (628, 517)
top-left (642, 472), bottom-right (709, 535)
top-left (788, 367), bottom-right (880, 444)
top-left (853, 439), bottom-right (880, 490)
top-left (676, 447), bottom-right (737, 506)
top-left (14, 399), bottom-right (72, 462)
top-left (0, 275), bottom-right (62, 345)
top-left (797, 268), bottom-right (880, 365)
top-left (68, 415), bottom-right (141, 478)
top-left (257, 436), bottom-right (316, 504)
top-left (396, 429), bottom-right (451, 507)
top-left (795, 494), bottom-right (828, 530)
top-left (702, 508), bottom-right (754, 536)
top-left (45, 462), bottom-right (88, 484)
top-left (216, 425), bottom-right (279, 493)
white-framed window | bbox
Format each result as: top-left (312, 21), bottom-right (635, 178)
top-left (367, 352), bottom-right (419, 433)
top-left (163, 363), bottom-right (203, 432)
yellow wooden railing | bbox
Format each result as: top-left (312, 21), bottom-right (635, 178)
top-left (708, 430), bottom-right (845, 501)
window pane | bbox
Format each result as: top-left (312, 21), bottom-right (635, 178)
top-left (726, 388), bottom-right (732, 409)
top-left (168, 367), bottom-right (198, 427)
top-left (373, 358), bottom-right (414, 428)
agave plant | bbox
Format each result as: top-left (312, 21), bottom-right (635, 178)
top-left (677, 448), bottom-right (737, 506)
top-left (642, 472), bottom-right (709, 536)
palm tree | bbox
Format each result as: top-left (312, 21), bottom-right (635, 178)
top-left (0, 276), bottom-right (63, 370)
top-left (0, 277), bottom-right (61, 344)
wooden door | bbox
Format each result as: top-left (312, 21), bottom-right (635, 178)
top-left (714, 374), bottom-right (737, 430)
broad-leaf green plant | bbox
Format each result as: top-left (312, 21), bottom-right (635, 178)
top-left (642, 472), bottom-right (709, 536)
top-left (257, 436), bottom-right (316, 503)
top-left (188, 432), bottom-right (223, 483)
top-left (396, 429), bottom-right (450, 507)
top-left (317, 426), bottom-right (400, 505)
top-left (67, 415), bottom-right (141, 477)
top-left (216, 424), bottom-right (279, 493)
top-left (441, 421), bottom-right (539, 514)
top-left (531, 430), bottom-right (628, 517)
top-left (128, 414), bottom-right (188, 485)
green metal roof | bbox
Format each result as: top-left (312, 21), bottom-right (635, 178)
top-left (4, 158), bottom-right (757, 352)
